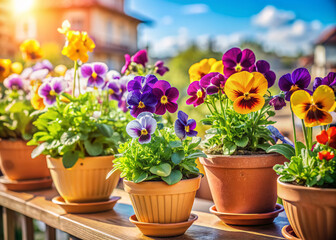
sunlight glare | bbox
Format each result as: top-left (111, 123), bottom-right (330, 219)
top-left (13, 0), bottom-right (34, 13)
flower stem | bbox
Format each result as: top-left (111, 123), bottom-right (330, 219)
top-left (290, 104), bottom-right (298, 156)
top-left (301, 119), bottom-right (310, 152)
top-left (73, 61), bottom-right (78, 97)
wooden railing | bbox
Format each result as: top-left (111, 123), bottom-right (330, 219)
top-left (0, 185), bottom-right (288, 239)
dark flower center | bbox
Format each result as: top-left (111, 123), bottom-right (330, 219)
top-left (196, 90), bottom-right (203, 98)
top-left (161, 95), bottom-right (168, 104)
top-left (290, 85), bottom-right (300, 92)
top-left (185, 125), bottom-right (190, 132)
top-left (141, 129), bottom-right (148, 135)
top-left (243, 93), bottom-right (251, 100)
top-left (235, 63), bottom-right (242, 72)
top-left (138, 101), bottom-right (145, 108)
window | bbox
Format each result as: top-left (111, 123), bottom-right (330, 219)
top-left (106, 21), bottom-right (114, 44)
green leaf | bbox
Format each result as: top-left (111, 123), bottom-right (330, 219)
top-left (206, 128), bottom-right (219, 134)
top-left (235, 136), bottom-right (249, 147)
top-left (188, 137), bottom-right (201, 150)
top-left (162, 170), bottom-right (182, 185)
top-left (279, 175), bottom-right (296, 182)
top-left (266, 144), bottom-right (295, 160)
top-left (267, 111), bottom-right (276, 117)
top-left (150, 163), bottom-right (171, 177)
top-left (84, 140), bottom-right (103, 156)
top-left (31, 142), bottom-right (48, 159)
top-left (96, 123), bottom-right (114, 138)
top-left (133, 171), bottom-right (148, 183)
top-left (62, 151), bottom-right (79, 169)
top-left (60, 132), bottom-right (80, 146)
top-left (223, 142), bottom-right (237, 155)
top-left (171, 150), bottom-right (185, 164)
top-left (185, 151), bottom-right (207, 159)
top-left (169, 141), bottom-right (182, 148)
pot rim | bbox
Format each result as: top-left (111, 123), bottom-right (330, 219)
top-left (277, 177), bottom-right (336, 192)
top-left (123, 174), bottom-right (202, 185)
top-left (47, 154), bottom-right (115, 161)
top-left (202, 152), bottom-right (281, 158)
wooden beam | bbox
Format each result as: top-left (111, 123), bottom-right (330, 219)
top-left (2, 207), bottom-right (15, 240)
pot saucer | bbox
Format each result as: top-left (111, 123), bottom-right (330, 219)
top-left (210, 203), bottom-right (284, 225)
top-left (282, 225), bottom-right (301, 240)
top-left (0, 176), bottom-right (52, 191)
top-left (129, 213), bottom-right (198, 237)
top-left (52, 196), bottom-right (121, 213)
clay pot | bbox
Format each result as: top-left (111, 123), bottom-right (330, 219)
top-left (200, 153), bottom-right (286, 213)
top-left (278, 179), bottom-right (336, 240)
top-left (124, 175), bottom-right (201, 224)
top-left (47, 155), bottom-right (120, 203)
top-left (0, 140), bottom-right (50, 180)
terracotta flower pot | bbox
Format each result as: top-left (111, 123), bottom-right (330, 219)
top-left (124, 175), bottom-right (201, 224)
top-left (47, 155), bottom-right (120, 203)
top-left (200, 153), bottom-right (286, 213)
top-left (0, 140), bottom-right (50, 180)
top-left (278, 179), bottom-right (336, 240)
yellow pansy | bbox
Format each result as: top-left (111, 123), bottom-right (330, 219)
top-left (11, 62), bottom-right (23, 74)
top-left (209, 60), bottom-right (224, 75)
top-left (0, 59), bottom-right (12, 81)
top-left (20, 39), bottom-right (43, 61)
top-left (291, 85), bottom-right (335, 127)
top-left (189, 58), bottom-right (217, 82)
top-left (31, 82), bottom-right (45, 110)
top-left (81, 31), bottom-right (95, 52)
top-left (62, 41), bottom-right (89, 63)
top-left (225, 71), bottom-right (268, 114)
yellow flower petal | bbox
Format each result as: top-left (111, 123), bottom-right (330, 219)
top-left (225, 71), bottom-right (254, 101)
top-left (11, 62), bottom-right (23, 74)
top-left (210, 60), bottom-right (224, 74)
top-left (249, 72), bottom-right (268, 96)
top-left (233, 93), bottom-right (265, 114)
top-left (291, 90), bottom-right (312, 119)
top-left (313, 85), bottom-right (335, 112)
top-left (58, 20), bottom-right (71, 34)
top-left (0, 59), bottom-right (12, 80)
top-left (304, 110), bottom-right (332, 127)
top-left (54, 64), bottom-right (67, 76)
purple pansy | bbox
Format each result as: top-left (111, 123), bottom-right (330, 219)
top-left (81, 62), bottom-right (108, 88)
top-left (127, 91), bottom-right (158, 117)
top-left (4, 74), bottom-right (24, 90)
top-left (126, 112), bottom-right (157, 144)
top-left (33, 60), bottom-right (53, 71)
top-left (174, 111), bottom-right (198, 140)
top-left (222, 48), bottom-right (256, 78)
top-left (186, 81), bottom-right (205, 107)
top-left (121, 54), bottom-right (131, 74)
top-left (131, 49), bottom-right (148, 67)
top-left (38, 77), bottom-right (65, 105)
top-left (313, 72), bottom-right (336, 91)
top-left (200, 72), bottom-right (226, 95)
top-left (155, 61), bottom-right (169, 76)
top-left (278, 68), bottom-right (311, 101)
top-left (269, 95), bottom-right (286, 110)
top-left (152, 80), bottom-right (179, 115)
top-left (250, 60), bottom-right (276, 88)
top-left (127, 74), bottom-right (158, 93)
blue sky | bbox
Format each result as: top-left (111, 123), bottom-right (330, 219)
top-left (125, 0), bottom-right (336, 57)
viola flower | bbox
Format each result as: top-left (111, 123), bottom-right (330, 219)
top-left (0, 59), bottom-right (11, 81)
top-left (20, 39), bottom-right (43, 61)
top-left (269, 95), bottom-right (286, 110)
top-left (267, 126), bottom-right (294, 147)
top-left (209, 61), bottom-right (224, 75)
top-left (127, 74), bottom-right (158, 93)
top-left (131, 49), bottom-right (148, 67)
top-left (225, 72), bottom-right (268, 114)
top-left (222, 48), bottom-right (255, 78)
top-left (155, 61), bottom-right (169, 76)
top-left (152, 80), bottom-right (179, 115)
top-left (313, 72), bottom-right (336, 91)
top-left (291, 85), bottom-right (335, 127)
top-left (106, 78), bottom-right (127, 102)
top-left (189, 58), bottom-right (217, 82)
top-left (126, 112), bottom-right (157, 144)
top-left (81, 32), bottom-right (95, 52)
top-left (186, 81), bottom-right (206, 107)
top-left (38, 78), bottom-right (65, 106)
top-left (318, 150), bottom-right (335, 161)
top-left (250, 60), bottom-right (276, 88)
top-left (81, 63), bottom-right (108, 89)
top-left (121, 54), bottom-right (131, 74)
top-left (127, 91), bottom-right (158, 117)
top-left (33, 60), bottom-right (53, 71)
top-left (200, 72), bottom-right (226, 95)
top-left (174, 111), bottom-right (198, 140)
top-left (4, 74), bottom-right (24, 90)
top-left (316, 127), bottom-right (336, 149)
top-left (62, 40), bottom-right (89, 63)
top-left (278, 68), bottom-right (311, 101)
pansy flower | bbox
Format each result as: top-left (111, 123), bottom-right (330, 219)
top-left (121, 54), bottom-right (131, 74)
top-left (4, 74), bottom-right (24, 90)
top-left (127, 91), bottom-right (157, 117)
top-left (222, 48), bottom-right (255, 78)
top-left (0, 59), bottom-right (11, 81)
top-left (200, 72), bottom-right (226, 95)
top-left (127, 74), bottom-right (158, 93)
top-left (318, 150), bottom-right (335, 161)
top-left (131, 49), bottom-right (148, 67)
top-left (126, 112), bottom-right (157, 144)
top-left (269, 95), bottom-right (286, 110)
top-left (33, 60), bottom-right (53, 71)
top-left (81, 62), bottom-right (108, 88)
top-left (152, 80), bottom-right (179, 115)
top-left (174, 111), bottom-right (198, 140)
top-left (155, 61), bottom-right (169, 76)
top-left (316, 127), bottom-right (336, 149)
top-left (291, 85), bottom-right (335, 127)
top-left (38, 77), bottom-right (65, 106)
top-left (278, 68), bottom-right (311, 101)
top-left (188, 58), bottom-right (217, 82)
top-left (250, 60), bottom-right (276, 88)
top-left (20, 39), bottom-right (43, 61)
top-left (186, 81), bottom-right (206, 107)
top-left (225, 72), bottom-right (268, 114)
top-left (313, 72), bottom-right (336, 91)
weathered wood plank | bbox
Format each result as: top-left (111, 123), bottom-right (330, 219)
top-left (2, 207), bottom-right (16, 240)
top-left (21, 215), bottom-right (34, 240)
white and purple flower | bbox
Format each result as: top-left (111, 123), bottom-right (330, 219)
top-left (38, 77), bottom-right (65, 105)
top-left (126, 112), bottom-right (157, 144)
top-left (4, 74), bottom-right (24, 90)
top-left (174, 111), bottom-right (198, 140)
top-left (81, 62), bottom-right (108, 89)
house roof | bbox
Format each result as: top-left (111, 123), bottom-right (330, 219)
top-left (315, 26), bottom-right (336, 45)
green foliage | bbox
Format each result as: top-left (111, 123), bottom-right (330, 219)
top-left (0, 87), bottom-right (37, 140)
top-left (29, 92), bottom-right (132, 168)
top-left (113, 128), bottom-right (205, 185)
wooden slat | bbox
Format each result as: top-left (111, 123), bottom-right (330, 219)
top-left (2, 207), bottom-right (16, 240)
top-left (45, 225), bottom-right (56, 240)
top-left (21, 215), bottom-right (34, 240)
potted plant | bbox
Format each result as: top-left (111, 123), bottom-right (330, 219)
top-left (269, 70), bottom-right (336, 240)
top-left (111, 73), bottom-right (205, 236)
top-left (0, 42), bottom-right (53, 189)
top-left (188, 47), bottom-right (287, 224)
top-left (29, 21), bottom-right (132, 205)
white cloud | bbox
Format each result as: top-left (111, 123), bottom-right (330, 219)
top-left (182, 4), bottom-right (209, 15)
top-left (213, 33), bottom-right (245, 53)
top-left (162, 15), bottom-right (173, 25)
top-left (252, 5), bottom-right (295, 28)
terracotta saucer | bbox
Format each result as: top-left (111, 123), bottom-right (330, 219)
top-left (52, 196), bottom-right (121, 213)
top-left (129, 213), bottom-right (198, 237)
top-left (210, 203), bottom-right (284, 226)
top-left (0, 176), bottom-right (53, 191)
top-left (282, 225), bottom-right (301, 240)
